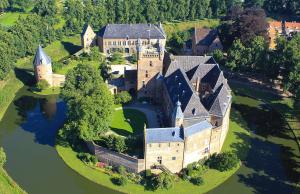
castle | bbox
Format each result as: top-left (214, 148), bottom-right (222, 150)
top-left (33, 46), bottom-right (65, 87)
top-left (82, 24), bottom-right (232, 173)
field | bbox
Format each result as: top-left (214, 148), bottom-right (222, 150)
top-left (163, 19), bottom-right (220, 36)
top-left (0, 12), bottom-right (29, 26)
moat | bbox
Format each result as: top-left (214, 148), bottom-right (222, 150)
top-left (0, 86), bottom-right (299, 194)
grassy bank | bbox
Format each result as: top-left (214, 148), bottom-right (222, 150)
top-left (230, 81), bottom-right (300, 148)
top-left (0, 168), bottom-right (27, 194)
top-left (0, 71), bottom-right (25, 121)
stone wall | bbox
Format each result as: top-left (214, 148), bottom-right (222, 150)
top-left (183, 128), bottom-right (211, 167)
top-left (98, 38), bottom-right (166, 55)
top-left (145, 141), bottom-right (184, 173)
top-left (86, 141), bottom-right (145, 173)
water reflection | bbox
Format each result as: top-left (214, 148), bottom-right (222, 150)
top-left (0, 88), bottom-right (120, 194)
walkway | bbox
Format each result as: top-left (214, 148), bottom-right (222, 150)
top-left (115, 103), bottom-right (160, 128)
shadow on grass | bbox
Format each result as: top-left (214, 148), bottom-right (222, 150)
top-left (14, 67), bottom-right (35, 86)
top-left (61, 41), bottom-right (82, 55)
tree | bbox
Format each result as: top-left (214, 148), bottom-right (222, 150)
top-left (114, 91), bottom-right (132, 105)
top-left (206, 152), bottom-right (239, 172)
top-left (0, 147), bottom-right (6, 167)
top-left (273, 34), bottom-right (300, 91)
top-left (219, 7), bottom-right (269, 48)
top-left (0, 0), bottom-right (9, 13)
top-left (104, 135), bottom-right (127, 153)
top-left (152, 172), bottom-right (175, 190)
top-left (244, 0), bottom-right (265, 8)
top-left (61, 64), bottom-right (113, 141)
top-left (9, 0), bottom-right (32, 12)
top-left (226, 39), bottom-right (248, 71)
top-left (33, 0), bottom-right (57, 17)
top-left (212, 49), bottom-right (225, 66)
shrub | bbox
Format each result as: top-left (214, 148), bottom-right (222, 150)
top-left (104, 135), bottom-right (127, 153)
top-left (190, 176), bottom-right (204, 186)
top-left (114, 136), bottom-right (127, 153)
top-left (145, 169), bottom-right (152, 177)
top-left (77, 152), bottom-right (98, 164)
top-left (152, 172), bottom-right (175, 190)
top-left (117, 165), bottom-right (127, 175)
top-left (52, 62), bottom-right (63, 73)
top-left (114, 91), bottom-right (132, 104)
top-left (36, 80), bottom-right (50, 91)
top-left (0, 147), bottom-right (6, 167)
top-left (111, 175), bottom-right (128, 186)
top-left (206, 152), bottom-right (239, 172)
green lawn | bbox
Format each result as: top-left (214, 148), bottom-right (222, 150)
top-left (0, 12), bottom-right (29, 26)
top-left (0, 168), bottom-right (27, 194)
top-left (44, 35), bottom-right (81, 62)
top-left (30, 87), bottom-right (60, 96)
top-left (163, 19), bottom-right (220, 36)
top-left (54, 59), bottom-right (99, 75)
top-left (110, 108), bottom-right (147, 136)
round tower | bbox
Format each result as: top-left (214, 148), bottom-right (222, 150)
top-left (33, 45), bottom-right (53, 86)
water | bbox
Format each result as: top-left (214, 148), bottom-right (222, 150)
top-left (0, 87), bottom-right (299, 194)
top-left (0, 87), bottom-right (119, 194)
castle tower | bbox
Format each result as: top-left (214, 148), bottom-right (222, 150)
top-left (81, 24), bottom-right (96, 52)
top-left (136, 39), bottom-right (164, 101)
top-left (33, 45), bottom-right (53, 86)
top-left (172, 100), bottom-right (184, 127)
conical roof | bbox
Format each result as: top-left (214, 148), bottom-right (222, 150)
top-left (173, 100), bottom-right (184, 119)
top-left (33, 45), bottom-right (51, 66)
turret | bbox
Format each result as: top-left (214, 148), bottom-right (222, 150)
top-left (33, 45), bottom-right (53, 86)
top-left (172, 100), bottom-right (184, 127)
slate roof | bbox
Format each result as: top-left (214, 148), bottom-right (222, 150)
top-left (194, 28), bottom-right (219, 46)
top-left (98, 24), bottom-right (166, 39)
top-left (202, 84), bottom-right (231, 117)
top-left (184, 120), bottom-right (212, 137)
top-left (124, 70), bottom-right (137, 82)
top-left (164, 68), bottom-right (209, 118)
top-left (33, 45), bottom-right (51, 66)
top-left (164, 56), bottom-right (213, 77)
top-left (163, 53), bottom-right (231, 120)
top-left (146, 127), bottom-right (184, 144)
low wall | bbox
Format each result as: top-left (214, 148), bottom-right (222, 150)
top-left (86, 141), bottom-right (145, 173)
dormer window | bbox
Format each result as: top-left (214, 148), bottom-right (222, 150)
top-left (192, 108), bottom-right (196, 115)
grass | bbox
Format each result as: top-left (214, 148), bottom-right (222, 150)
top-left (0, 71), bottom-right (25, 121)
top-left (30, 87), bottom-right (60, 96)
top-left (44, 35), bottom-right (81, 62)
top-left (0, 168), bottom-right (27, 194)
top-left (0, 12), bottom-right (29, 26)
top-left (110, 109), bottom-right (147, 136)
top-left (163, 19), bottom-right (220, 36)
top-left (55, 59), bottom-right (99, 75)
top-left (230, 81), bottom-right (300, 147)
